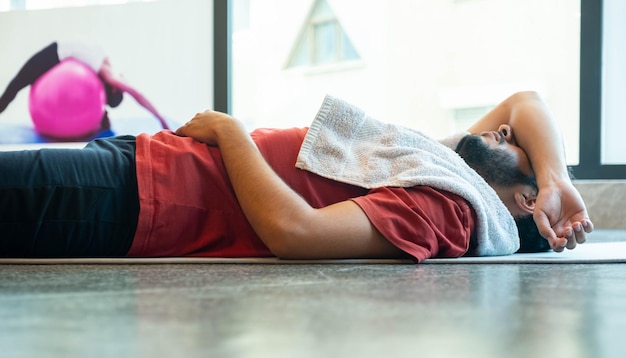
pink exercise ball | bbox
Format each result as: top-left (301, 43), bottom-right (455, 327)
top-left (29, 58), bottom-right (106, 139)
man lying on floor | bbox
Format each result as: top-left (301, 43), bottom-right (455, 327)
top-left (0, 91), bottom-right (593, 262)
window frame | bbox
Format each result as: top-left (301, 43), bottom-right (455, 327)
top-left (214, 0), bottom-right (231, 114)
top-left (575, 0), bottom-right (625, 179)
top-left (214, 0), bottom-right (622, 179)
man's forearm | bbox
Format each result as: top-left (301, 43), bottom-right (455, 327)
top-left (506, 92), bottom-right (571, 186)
top-left (469, 91), bottom-right (571, 186)
top-left (211, 118), bottom-right (315, 256)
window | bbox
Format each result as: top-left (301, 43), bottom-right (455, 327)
top-left (215, 0), bottom-right (626, 179)
top-left (232, 0), bottom-right (250, 33)
top-left (228, 0), bottom-right (581, 153)
top-left (453, 106), bottom-right (493, 133)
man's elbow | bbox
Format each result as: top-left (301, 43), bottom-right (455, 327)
top-left (510, 90), bottom-right (542, 103)
top-left (259, 221), bottom-right (312, 259)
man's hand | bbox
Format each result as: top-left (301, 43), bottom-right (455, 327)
top-left (533, 180), bottom-right (594, 252)
top-left (175, 110), bottom-right (238, 145)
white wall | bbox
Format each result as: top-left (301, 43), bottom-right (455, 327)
top-left (0, 0), bottom-right (213, 142)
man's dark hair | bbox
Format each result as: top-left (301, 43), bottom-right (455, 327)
top-left (455, 134), bottom-right (548, 253)
top-left (514, 215), bottom-right (551, 253)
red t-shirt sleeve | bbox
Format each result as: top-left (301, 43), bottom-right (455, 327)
top-left (352, 186), bottom-right (476, 262)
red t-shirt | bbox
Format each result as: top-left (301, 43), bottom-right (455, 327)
top-left (127, 128), bottom-right (475, 262)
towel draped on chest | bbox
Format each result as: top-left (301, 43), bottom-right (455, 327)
top-left (295, 95), bottom-right (519, 256)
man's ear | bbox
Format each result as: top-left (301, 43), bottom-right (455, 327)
top-left (514, 190), bottom-right (536, 215)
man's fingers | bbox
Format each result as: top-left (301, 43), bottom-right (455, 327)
top-left (174, 125), bottom-right (187, 136)
top-left (564, 227), bottom-right (577, 250)
top-left (572, 219), bottom-right (593, 244)
top-left (533, 212), bottom-right (557, 241)
top-left (534, 210), bottom-right (595, 252)
top-left (572, 222), bottom-right (586, 244)
top-left (550, 237), bottom-right (567, 252)
top-left (535, 217), bottom-right (564, 252)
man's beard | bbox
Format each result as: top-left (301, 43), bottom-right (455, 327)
top-left (455, 134), bottom-right (534, 188)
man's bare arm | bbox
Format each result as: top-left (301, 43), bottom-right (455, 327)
top-left (175, 110), bottom-right (405, 259)
top-left (468, 91), bottom-right (593, 251)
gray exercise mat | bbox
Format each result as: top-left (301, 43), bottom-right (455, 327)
top-left (0, 242), bottom-right (624, 264)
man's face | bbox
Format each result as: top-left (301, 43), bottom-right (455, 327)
top-left (455, 130), bottom-right (534, 188)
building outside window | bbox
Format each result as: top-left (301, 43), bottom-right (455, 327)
top-left (286, 0), bottom-right (360, 68)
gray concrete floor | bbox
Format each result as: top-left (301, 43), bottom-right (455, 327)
top-left (1, 230), bottom-right (626, 358)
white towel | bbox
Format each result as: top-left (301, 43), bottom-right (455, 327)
top-left (296, 95), bottom-right (519, 256)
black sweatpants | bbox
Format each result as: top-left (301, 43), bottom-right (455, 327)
top-left (0, 136), bottom-right (139, 257)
